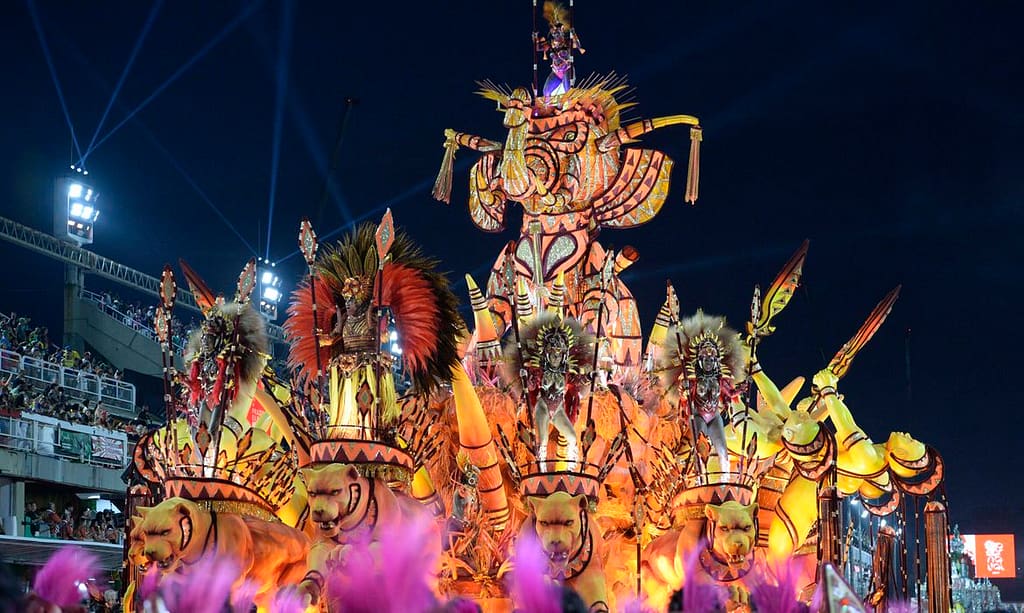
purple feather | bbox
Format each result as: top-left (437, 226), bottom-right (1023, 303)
top-left (682, 543), bottom-right (727, 612)
top-left (270, 587), bottom-right (310, 613)
top-left (887, 601), bottom-right (916, 613)
top-left (509, 531), bottom-right (561, 613)
top-left (229, 578), bottom-right (259, 613)
top-left (138, 568), bottom-right (161, 602)
top-left (33, 546), bottom-right (99, 608)
top-left (158, 555), bottom-right (240, 613)
top-left (324, 515), bottom-right (439, 612)
top-left (749, 558), bottom-right (802, 613)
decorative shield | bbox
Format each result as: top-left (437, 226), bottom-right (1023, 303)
top-left (299, 218), bottom-right (318, 266)
top-left (160, 265), bottom-right (177, 311)
top-left (154, 306), bottom-right (169, 344)
top-left (375, 208), bottom-right (395, 269)
top-left (235, 258), bottom-right (257, 304)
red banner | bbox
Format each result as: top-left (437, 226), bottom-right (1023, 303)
top-left (962, 534), bottom-right (1016, 579)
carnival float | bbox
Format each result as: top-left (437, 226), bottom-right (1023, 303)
top-left (25, 3), bottom-right (957, 612)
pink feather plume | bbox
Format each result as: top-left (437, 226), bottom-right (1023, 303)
top-left (324, 515), bottom-right (439, 612)
top-left (33, 546), bottom-right (99, 608)
top-left (681, 543), bottom-right (727, 612)
top-left (509, 531), bottom-right (561, 613)
top-left (155, 555), bottom-right (240, 613)
top-left (749, 558), bottom-right (803, 613)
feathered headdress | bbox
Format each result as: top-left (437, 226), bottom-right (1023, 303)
top-left (503, 313), bottom-right (594, 390)
top-left (543, 1), bottom-right (570, 29)
top-left (655, 311), bottom-right (747, 404)
top-left (184, 301), bottom-right (268, 408)
top-left (285, 222), bottom-right (462, 394)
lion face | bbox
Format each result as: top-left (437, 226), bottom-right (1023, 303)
top-left (528, 492), bottom-right (586, 566)
top-left (782, 409), bottom-right (819, 446)
top-left (300, 464), bottom-right (364, 539)
top-left (886, 431), bottom-right (926, 463)
top-left (131, 497), bottom-right (200, 574)
top-left (705, 501), bottom-right (757, 564)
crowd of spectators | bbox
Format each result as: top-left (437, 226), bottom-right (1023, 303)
top-left (0, 376), bottom-right (148, 441)
top-left (0, 312), bottom-right (154, 447)
top-left (19, 501), bottom-right (124, 545)
top-left (0, 312), bottom-right (124, 380)
top-left (91, 292), bottom-right (196, 351)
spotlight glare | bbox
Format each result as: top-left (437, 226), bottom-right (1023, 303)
top-left (261, 271), bottom-right (274, 283)
top-left (860, 510), bottom-right (869, 518)
top-left (262, 286), bottom-right (281, 302)
top-left (81, 205), bottom-right (94, 220)
top-left (389, 331), bottom-right (398, 341)
top-left (70, 201), bottom-right (84, 217)
top-left (68, 183), bottom-right (83, 198)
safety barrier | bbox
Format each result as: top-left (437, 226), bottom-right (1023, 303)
top-left (0, 413), bottom-right (129, 469)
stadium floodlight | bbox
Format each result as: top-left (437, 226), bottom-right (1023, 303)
top-left (56, 176), bottom-right (100, 245)
top-left (257, 266), bottom-right (283, 320)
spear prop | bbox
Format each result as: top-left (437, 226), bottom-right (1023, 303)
top-left (741, 240), bottom-right (809, 469)
top-left (663, 281), bottom-right (703, 478)
top-left (501, 241), bottom-right (532, 428)
top-left (298, 219), bottom-right (322, 436)
top-left (156, 266), bottom-right (177, 455)
top-left (374, 208), bottom-right (396, 438)
top-left (812, 285), bottom-right (901, 419)
top-left (209, 259), bottom-right (256, 462)
top-left (581, 249), bottom-right (616, 461)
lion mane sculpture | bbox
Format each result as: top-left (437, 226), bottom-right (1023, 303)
top-left (129, 497), bottom-right (309, 609)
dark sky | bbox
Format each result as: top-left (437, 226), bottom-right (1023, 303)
top-left (2, 0), bottom-right (1022, 597)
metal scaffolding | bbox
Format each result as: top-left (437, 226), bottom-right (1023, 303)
top-left (0, 215), bottom-right (286, 343)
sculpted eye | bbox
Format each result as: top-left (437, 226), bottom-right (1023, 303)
top-left (160, 529), bottom-right (171, 536)
top-left (563, 131), bottom-right (576, 141)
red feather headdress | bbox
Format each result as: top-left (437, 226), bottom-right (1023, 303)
top-left (285, 223), bottom-right (462, 394)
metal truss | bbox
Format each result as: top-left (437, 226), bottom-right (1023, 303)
top-left (0, 215), bottom-right (286, 343)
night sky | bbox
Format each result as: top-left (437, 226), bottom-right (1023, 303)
top-left (2, 1), bottom-right (1022, 597)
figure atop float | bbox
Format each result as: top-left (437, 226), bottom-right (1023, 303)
top-left (127, 262), bottom-right (311, 611)
top-left (431, 1), bottom-right (703, 377)
top-left (283, 212), bottom-right (462, 608)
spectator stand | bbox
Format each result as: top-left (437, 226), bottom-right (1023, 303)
top-left (2, 349), bottom-right (135, 415)
top-left (80, 289), bottom-right (189, 354)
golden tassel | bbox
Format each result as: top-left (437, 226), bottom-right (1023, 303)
top-left (432, 132), bottom-right (458, 204)
top-left (685, 126), bottom-right (702, 204)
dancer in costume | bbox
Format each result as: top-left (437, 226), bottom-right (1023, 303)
top-left (507, 314), bottom-right (594, 469)
top-left (655, 311), bottom-right (747, 476)
top-left (534, 1), bottom-right (584, 96)
top-left (285, 222), bottom-right (462, 440)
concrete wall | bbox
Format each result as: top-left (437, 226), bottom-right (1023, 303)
top-left (0, 449), bottom-right (124, 493)
top-left (76, 299), bottom-right (176, 377)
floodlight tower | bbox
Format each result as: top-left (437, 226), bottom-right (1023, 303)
top-left (54, 172), bottom-right (100, 245)
top-left (257, 258), bottom-right (282, 321)
top-left (53, 171), bottom-right (100, 351)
